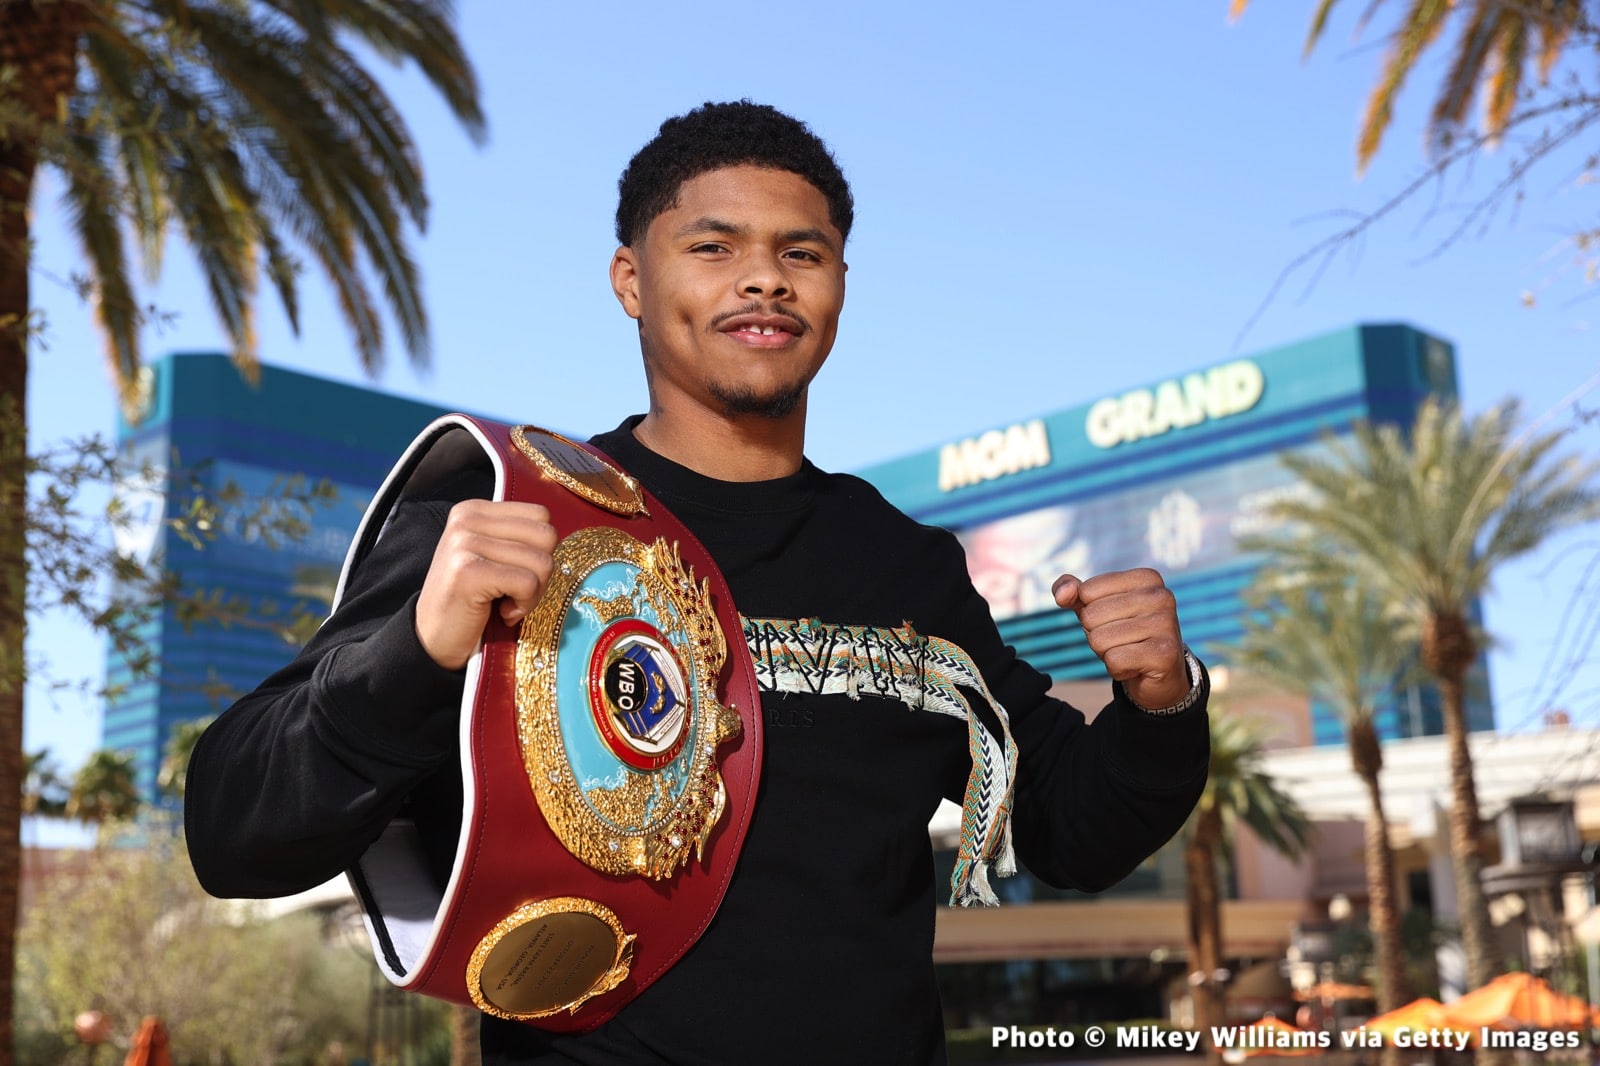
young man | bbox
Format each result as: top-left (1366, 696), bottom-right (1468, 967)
top-left (187, 101), bottom-right (1209, 1064)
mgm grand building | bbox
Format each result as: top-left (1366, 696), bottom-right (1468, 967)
top-left (854, 322), bottom-right (1495, 1032)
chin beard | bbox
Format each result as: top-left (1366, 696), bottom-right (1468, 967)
top-left (710, 380), bottom-right (807, 419)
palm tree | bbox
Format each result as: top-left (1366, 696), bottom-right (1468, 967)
top-left (66, 748), bottom-right (140, 842)
top-left (156, 715), bottom-right (214, 801)
top-left (1, 0), bottom-right (482, 1048)
top-left (1185, 711), bottom-right (1311, 1059)
top-left (1229, 0), bottom-right (1589, 170)
top-left (1261, 397), bottom-right (1598, 994)
top-left (1235, 571), bottom-right (1415, 1019)
top-left (23, 748), bottom-right (68, 820)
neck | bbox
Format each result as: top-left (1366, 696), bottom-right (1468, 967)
top-left (633, 406), bottom-right (806, 481)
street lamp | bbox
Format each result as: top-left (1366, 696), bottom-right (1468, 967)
top-left (1481, 796), bottom-right (1593, 978)
top-left (1323, 895), bottom-right (1354, 1038)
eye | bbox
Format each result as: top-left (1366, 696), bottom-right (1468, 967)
top-left (689, 242), bottom-right (730, 255)
top-left (782, 248), bottom-right (823, 263)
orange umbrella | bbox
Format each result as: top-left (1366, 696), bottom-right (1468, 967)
top-left (1366, 997), bottom-right (1476, 1049)
top-left (1294, 980), bottom-right (1373, 1003)
top-left (1239, 1015), bottom-right (1324, 1057)
top-left (123, 1016), bottom-right (172, 1066)
top-left (1445, 973), bottom-right (1599, 1030)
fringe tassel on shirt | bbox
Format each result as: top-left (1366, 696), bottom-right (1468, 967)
top-left (741, 616), bottom-right (1019, 906)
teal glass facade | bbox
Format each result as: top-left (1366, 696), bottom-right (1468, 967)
top-left (855, 322), bottom-right (1495, 747)
top-left (105, 353), bottom-right (465, 803)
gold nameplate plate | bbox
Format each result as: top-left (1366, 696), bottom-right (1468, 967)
top-left (511, 425), bottom-right (647, 516)
top-left (467, 898), bottom-right (635, 1020)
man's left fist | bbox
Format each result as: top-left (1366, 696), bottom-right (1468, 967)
top-left (1051, 567), bottom-right (1191, 710)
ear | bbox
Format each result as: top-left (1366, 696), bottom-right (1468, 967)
top-left (610, 246), bottom-right (643, 320)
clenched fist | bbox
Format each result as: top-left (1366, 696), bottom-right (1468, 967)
top-left (415, 499), bottom-right (559, 670)
top-left (1052, 567), bottom-right (1192, 710)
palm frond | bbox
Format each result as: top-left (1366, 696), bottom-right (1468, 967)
top-left (1192, 713), bottom-right (1312, 861)
top-left (56, 105), bottom-right (143, 413)
top-left (285, 0), bottom-right (485, 142)
top-left (79, 29), bottom-right (173, 281)
top-left (1305, 0), bottom-right (1348, 57)
top-left (1484, 7), bottom-right (1530, 138)
top-left (1430, 1), bottom-right (1496, 152)
top-left (1238, 564), bottom-right (1416, 728)
top-left (1358, 0), bottom-right (1456, 172)
top-left (1534, 3), bottom-right (1580, 82)
top-left (1244, 0), bottom-right (1590, 167)
top-left (178, 4), bottom-right (430, 369)
top-left (22, 0), bottom-right (482, 399)
top-left (1254, 397), bottom-right (1600, 633)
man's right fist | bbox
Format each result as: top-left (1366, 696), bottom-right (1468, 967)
top-left (414, 499), bottom-right (558, 670)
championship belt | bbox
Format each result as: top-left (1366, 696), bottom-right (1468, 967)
top-left (337, 414), bottom-right (762, 1031)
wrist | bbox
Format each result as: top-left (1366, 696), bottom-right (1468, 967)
top-left (1127, 648), bottom-right (1204, 716)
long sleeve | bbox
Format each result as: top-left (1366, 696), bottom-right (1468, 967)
top-left (184, 488), bottom-right (469, 898)
top-left (928, 530), bottom-right (1210, 894)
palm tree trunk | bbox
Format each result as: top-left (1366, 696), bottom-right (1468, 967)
top-left (1, 1), bottom-right (90, 1054)
top-left (1350, 719), bottom-right (1407, 1066)
top-left (1361, 791), bottom-right (1409, 1004)
top-left (0, 209), bottom-right (26, 1066)
top-left (1349, 720), bottom-right (1407, 1014)
top-left (1185, 809), bottom-right (1224, 1064)
top-left (1425, 611), bottom-right (1508, 1066)
top-left (1440, 667), bottom-right (1497, 985)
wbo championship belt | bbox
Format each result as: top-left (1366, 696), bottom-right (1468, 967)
top-left (336, 414), bottom-right (762, 1031)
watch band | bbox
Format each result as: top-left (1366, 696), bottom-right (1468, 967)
top-left (1130, 648), bottom-right (1204, 716)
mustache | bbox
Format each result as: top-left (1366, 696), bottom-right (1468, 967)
top-left (709, 302), bottom-right (809, 335)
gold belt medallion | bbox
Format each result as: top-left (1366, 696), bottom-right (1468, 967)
top-left (514, 526), bottom-right (743, 879)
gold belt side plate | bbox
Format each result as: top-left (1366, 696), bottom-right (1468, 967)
top-left (515, 526), bottom-right (742, 879)
top-left (510, 425), bottom-right (646, 516)
top-left (466, 898), bottom-right (636, 1020)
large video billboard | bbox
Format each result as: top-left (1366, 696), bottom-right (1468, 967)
top-left (956, 449), bottom-right (1311, 621)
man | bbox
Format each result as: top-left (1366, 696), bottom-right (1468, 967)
top-left (187, 101), bottom-right (1209, 1065)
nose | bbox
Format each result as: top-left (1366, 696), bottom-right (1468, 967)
top-left (738, 249), bottom-right (790, 299)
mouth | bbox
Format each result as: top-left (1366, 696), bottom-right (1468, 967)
top-left (715, 311), bottom-right (807, 348)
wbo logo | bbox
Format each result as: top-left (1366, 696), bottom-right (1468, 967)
top-left (590, 620), bottom-right (690, 771)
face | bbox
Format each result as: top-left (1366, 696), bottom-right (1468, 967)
top-left (610, 165), bottom-right (846, 423)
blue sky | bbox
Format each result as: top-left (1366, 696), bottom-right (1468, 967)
top-left (23, 3), bottom-right (1600, 795)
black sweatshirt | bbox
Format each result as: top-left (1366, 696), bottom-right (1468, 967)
top-left (186, 416), bottom-right (1209, 1065)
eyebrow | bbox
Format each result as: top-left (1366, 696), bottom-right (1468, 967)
top-left (675, 216), bottom-right (838, 253)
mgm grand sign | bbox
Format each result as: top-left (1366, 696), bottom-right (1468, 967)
top-left (934, 359), bottom-right (1266, 494)
top-left (1085, 359), bottom-right (1265, 449)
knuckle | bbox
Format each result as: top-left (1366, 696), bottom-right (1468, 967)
top-left (1142, 636), bottom-right (1181, 667)
top-left (1101, 646), bottom-right (1134, 676)
top-left (450, 529), bottom-right (489, 560)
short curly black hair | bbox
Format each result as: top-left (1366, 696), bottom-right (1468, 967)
top-left (615, 100), bottom-right (854, 247)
